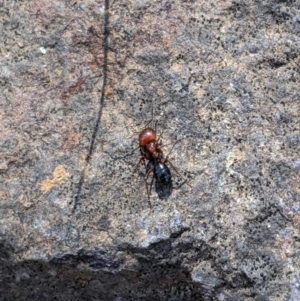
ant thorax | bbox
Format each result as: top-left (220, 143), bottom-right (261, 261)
top-left (152, 150), bottom-right (162, 161)
top-left (146, 141), bottom-right (163, 160)
top-left (146, 141), bottom-right (157, 154)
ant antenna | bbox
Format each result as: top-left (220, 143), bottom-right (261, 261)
top-left (151, 99), bottom-right (155, 129)
top-left (140, 100), bottom-right (155, 130)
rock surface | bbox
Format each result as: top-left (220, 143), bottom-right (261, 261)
top-left (1, 0), bottom-right (300, 300)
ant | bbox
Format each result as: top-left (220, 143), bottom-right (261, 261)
top-left (134, 122), bottom-right (191, 208)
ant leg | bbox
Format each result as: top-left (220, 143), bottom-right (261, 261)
top-left (160, 139), bottom-right (182, 150)
top-left (133, 157), bottom-right (145, 173)
top-left (164, 158), bottom-right (192, 188)
top-left (149, 173), bottom-right (155, 197)
top-left (144, 167), bottom-right (154, 208)
top-left (132, 145), bottom-right (140, 152)
top-left (157, 139), bottom-right (181, 162)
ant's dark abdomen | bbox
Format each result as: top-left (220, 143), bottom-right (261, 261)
top-left (154, 162), bottom-right (171, 184)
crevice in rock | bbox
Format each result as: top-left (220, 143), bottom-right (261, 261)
top-left (72, 0), bottom-right (110, 213)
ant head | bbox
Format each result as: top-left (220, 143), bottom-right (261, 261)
top-left (138, 128), bottom-right (157, 146)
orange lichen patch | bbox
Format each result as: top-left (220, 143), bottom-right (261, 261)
top-left (41, 165), bottom-right (70, 193)
top-left (104, 85), bottom-right (113, 98)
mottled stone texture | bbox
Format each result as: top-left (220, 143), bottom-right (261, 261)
top-left (0, 0), bottom-right (300, 300)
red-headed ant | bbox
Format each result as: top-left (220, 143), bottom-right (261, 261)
top-left (134, 121), bottom-right (191, 208)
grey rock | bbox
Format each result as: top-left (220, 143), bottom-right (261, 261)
top-left (0, 0), bottom-right (299, 300)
